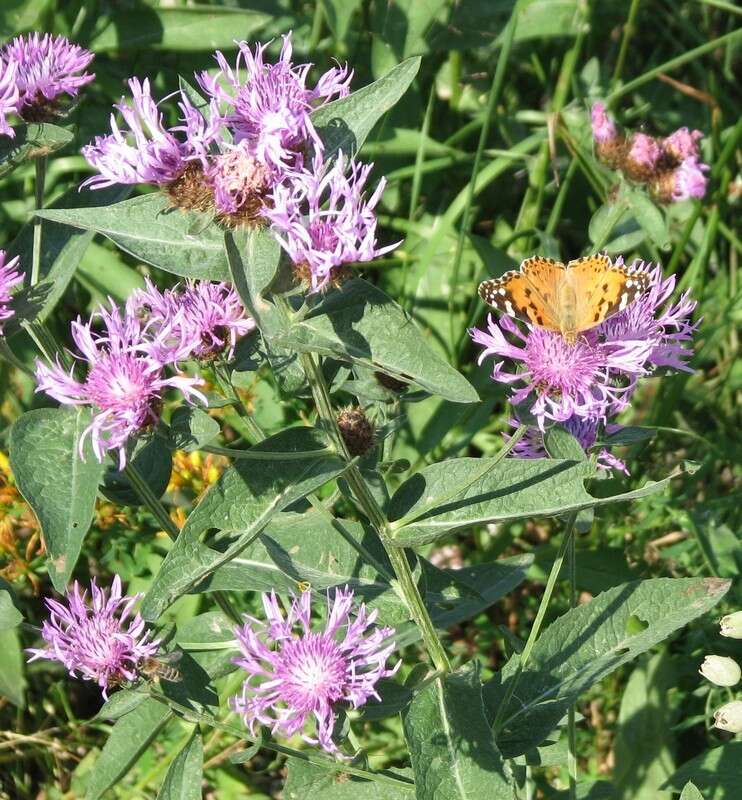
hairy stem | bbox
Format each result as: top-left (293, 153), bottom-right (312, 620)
top-left (31, 157), bottom-right (47, 286)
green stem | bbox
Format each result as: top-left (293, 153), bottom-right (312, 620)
top-left (567, 528), bottom-right (578, 799)
top-left (31, 157), bottom-right (47, 286)
top-left (299, 350), bottom-right (451, 673)
top-left (213, 362), bottom-right (266, 443)
top-left (492, 511), bottom-right (578, 734)
top-left (123, 461), bottom-right (241, 624)
top-left (202, 444), bottom-right (335, 461)
top-left (448, 0), bottom-right (522, 351)
top-left (612, 0), bottom-right (642, 83)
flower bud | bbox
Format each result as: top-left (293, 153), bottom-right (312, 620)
top-left (591, 103), bottom-right (626, 169)
top-left (336, 406), bottom-right (375, 457)
top-left (699, 655), bottom-right (741, 687)
top-left (713, 700), bottom-right (742, 734)
top-left (720, 611), bottom-right (742, 639)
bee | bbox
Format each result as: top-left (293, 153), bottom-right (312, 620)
top-left (140, 651), bottom-right (183, 683)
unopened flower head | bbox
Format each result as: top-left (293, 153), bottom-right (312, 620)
top-left (35, 299), bottom-right (206, 466)
top-left (26, 575), bottom-right (160, 698)
top-left (0, 250), bottom-right (23, 333)
top-left (231, 588), bottom-right (398, 754)
top-left (0, 33), bottom-right (94, 124)
top-left (662, 127), bottom-right (703, 162)
top-left (699, 655), bottom-right (741, 687)
top-left (713, 700), bottom-right (742, 734)
top-left (82, 78), bottom-right (221, 190)
top-left (720, 611), bottom-right (742, 639)
top-left (472, 259), bottom-right (695, 429)
top-left (198, 33), bottom-right (351, 174)
top-left (129, 278), bottom-right (255, 361)
top-left (0, 59), bottom-right (19, 137)
top-left (265, 152), bottom-right (399, 291)
top-left (509, 416), bottom-right (628, 474)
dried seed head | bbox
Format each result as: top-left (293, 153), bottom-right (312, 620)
top-left (336, 406), bottom-right (375, 456)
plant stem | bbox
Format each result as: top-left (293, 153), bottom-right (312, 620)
top-left (492, 511), bottom-right (578, 734)
top-left (298, 350), bottom-right (451, 673)
top-left (31, 157), bottom-right (47, 286)
top-left (612, 0), bottom-right (642, 83)
top-left (567, 527), bottom-right (578, 799)
top-left (123, 461), bottom-right (241, 624)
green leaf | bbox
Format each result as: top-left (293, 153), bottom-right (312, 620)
top-left (141, 428), bottom-right (346, 620)
top-left (0, 123), bottom-right (73, 178)
top-left (85, 698), bottom-right (172, 800)
top-left (311, 57), bottom-right (421, 159)
top-left (0, 0), bottom-right (50, 39)
top-left (321, 0), bottom-right (364, 41)
top-left (91, 7), bottom-right (269, 51)
top-left (274, 279), bottom-right (478, 404)
top-left (101, 436), bottom-right (173, 505)
top-left (627, 189), bottom-right (670, 250)
top-left (36, 194), bottom-right (230, 281)
top-left (664, 744), bottom-right (741, 799)
top-left (95, 689), bottom-right (148, 721)
top-left (402, 663), bottom-right (514, 800)
top-left (5, 185), bottom-right (130, 333)
top-left (168, 407), bottom-right (220, 452)
top-left (284, 762), bottom-right (414, 799)
top-left (484, 577), bottom-right (730, 757)
top-left (0, 627), bottom-right (25, 707)
top-left (225, 227), bottom-right (282, 322)
top-left (0, 588), bottom-right (22, 630)
top-left (544, 426), bottom-right (587, 461)
top-left (679, 781), bottom-right (705, 800)
top-left (613, 652), bottom-right (676, 800)
top-left (156, 728), bottom-right (203, 800)
top-left (388, 457), bottom-right (687, 547)
top-left (10, 408), bottom-right (104, 591)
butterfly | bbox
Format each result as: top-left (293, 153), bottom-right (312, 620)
top-left (478, 254), bottom-right (650, 344)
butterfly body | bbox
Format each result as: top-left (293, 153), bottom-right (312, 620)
top-left (478, 254), bottom-right (649, 344)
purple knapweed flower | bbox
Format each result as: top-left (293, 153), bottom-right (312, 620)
top-left (471, 259), bottom-right (696, 429)
top-left (26, 575), bottom-right (160, 699)
top-left (82, 78), bottom-right (220, 190)
top-left (509, 416), bottom-right (628, 474)
top-left (35, 300), bottom-right (206, 467)
top-left (0, 59), bottom-right (19, 137)
top-left (662, 127), bottom-right (703, 162)
top-left (198, 33), bottom-right (351, 174)
top-left (265, 152), bottom-right (399, 291)
top-left (0, 33), bottom-right (94, 124)
top-left (129, 278), bottom-right (256, 361)
top-left (591, 102), bottom-right (618, 143)
top-left (623, 132), bottom-right (662, 180)
top-left (231, 588), bottom-right (399, 754)
top-left (0, 250), bottom-right (23, 333)
top-left (205, 140), bottom-right (271, 215)
top-left (671, 157), bottom-right (709, 201)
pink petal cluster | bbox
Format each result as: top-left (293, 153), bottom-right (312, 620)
top-left (231, 588), bottom-right (398, 754)
top-left (471, 258), bottom-right (697, 464)
top-left (265, 152), bottom-right (399, 291)
top-left (0, 33), bottom-right (94, 135)
top-left (35, 299), bottom-right (206, 467)
top-left (590, 102), bottom-right (618, 144)
top-left (26, 575), bottom-right (160, 699)
top-left (0, 250), bottom-right (23, 333)
top-left (128, 278), bottom-right (256, 361)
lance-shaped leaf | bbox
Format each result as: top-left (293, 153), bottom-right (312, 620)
top-left (274, 279), bottom-right (478, 404)
top-left (9, 408), bottom-right (104, 591)
top-left (156, 728), bottom-right (203, 800)
top-left (284, 761), bottom-right (414, 799)
top-left (37, 193), bottom-right (229, 280)
top-left (402, 664), bottom-right (514, 800)
top-left (485, 577), bottom-right (730, 758)
top-left (0, 122), bottom-right (72, 178)
top-left (141, 428), bottom-right (346, 620)
top-left (312, 57), bottom-right (421, 159)
top-left (387, 457), bottom-right (690, 547)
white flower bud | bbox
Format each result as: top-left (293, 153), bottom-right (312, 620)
top-left (699, 655), bottom-right (741, 687)
top-left (720, 611), bottom-right (742, 639)
top-left (713, 701), bottom-right (742, 734)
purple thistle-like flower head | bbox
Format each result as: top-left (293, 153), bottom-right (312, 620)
top-left (198, 33), bottom-right (351, 174)
top-left (0, 59), bottom-right (20, 137)
top-left (0, 33), bottom-right (94, 120)
top-left (205, 140), bottom-right (271, 215)
top-left (35, 300), bottom-right (206, 467)
top-left (265, 151), bottom-right (399, 291)
top-left (662, 127), bottom-right (703, 162)
top-left (81, 78), bottom-right (221, 190)
top-left (591, 103), bottom-right (618, 144)
top-left (0, 250), bottom-right (23, 333)
top-left (623, 132), bottom-right (662, 180)
top-left (672, 157), bottom-right (709, 201)
top-left (129, 279), bottom-right (256, 361)
top-left (509, 416), bottom-right (628, 474)
top-left (471, 259), bottom-right (697, 429)
top-left (26, 575), bottom-right (160, 698)
top-left (231, 588), bottom-right (399, 754)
